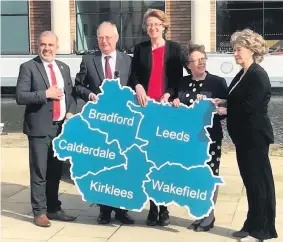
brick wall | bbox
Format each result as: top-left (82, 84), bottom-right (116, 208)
top-left (165, 1), bottom-right (191, 47)
top-left (29, 0), bottom-right (51, 54)
top-left (70, 0), bottom-right (76, 53)
top-left (210, 0), bottom-right (216, 52)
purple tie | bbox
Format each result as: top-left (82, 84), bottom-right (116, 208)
top-left (104, 56), bottom-right (112, 79)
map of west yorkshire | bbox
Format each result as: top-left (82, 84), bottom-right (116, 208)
top-left (53, 79), bottom-right (224, 219)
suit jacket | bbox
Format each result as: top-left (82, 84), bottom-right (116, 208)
top-left (129, 40), bottom-right (185, 98)
top-left (75, 51), bottom-right (132, 102)
top-left (227, 63), bottom-right (274, 145)
top-left (16, 56), bottom-right (76, 136)
top-left (178, 72), bottom-right (228, 141)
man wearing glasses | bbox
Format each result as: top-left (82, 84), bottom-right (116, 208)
top-left (74, 22), bottom-right (133, 225)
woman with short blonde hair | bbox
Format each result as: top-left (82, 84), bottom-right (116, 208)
top-left (213, 29), bottom-right (278, 242)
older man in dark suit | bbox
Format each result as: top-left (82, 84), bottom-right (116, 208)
top-left (16, 31), bottom-right (77, 227)
top-left (75, 21), bottom-right (134, 225)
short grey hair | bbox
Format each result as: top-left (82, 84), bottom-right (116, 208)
top-left (37, 31), bottom-right (58, 46)
top-left (97, 21), bottom-right (119, 36)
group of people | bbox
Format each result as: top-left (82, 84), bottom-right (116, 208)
top-left (16, 8), bottom-right (277, 242)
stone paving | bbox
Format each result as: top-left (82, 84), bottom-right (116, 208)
top-left (1, 144), bottom-right (282, 242)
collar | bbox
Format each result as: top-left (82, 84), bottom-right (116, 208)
top-left (101, 50), bottom-right (117, 60)
top-left (41, 58), bottom-right (56, 68)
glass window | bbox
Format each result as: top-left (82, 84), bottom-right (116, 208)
top-left (1, 16), bottom-right (30, 54)
top-left (264, 9), bottom-right (283, 40)
top-left (263, 1), bottom-right (283, 8)
top-left (1, 0), bottom-right (28, 14)
top-left (216, 0), bottom-right (283, 52)
top-left (0, 0), bottom-right (29, 54)
top-left (75, 1), bottom-right (164, 52)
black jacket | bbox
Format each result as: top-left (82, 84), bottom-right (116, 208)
top-left (129, 40), bottom-right (185, 98)
top-left (16, 56), bottom-right (76, 136)
top-left (178, 72), bottom-right (228, 141)
top-left (227, 63), bottom-right (274, 145)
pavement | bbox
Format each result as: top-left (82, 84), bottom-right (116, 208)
top-left (1, 142), bottom-right (282, 241)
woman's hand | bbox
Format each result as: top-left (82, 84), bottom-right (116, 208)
top-left (216, 107), bottom-right (227, 116)
top-left (196, 94), bottom-right (207, 101)
top-left (171, 98), bottom-right (181, 108)
top-left (212, 98), bottom-right (227, 107)
top-left (135, 84), bottom-right (148, 107)
top-left (160, 93), bottom-right (170, 103)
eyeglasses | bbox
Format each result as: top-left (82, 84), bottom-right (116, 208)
top-left (188, 57), bottom-right (207, 63)
top-left (146, 23), bottom-right (163, 28)
top-left (97, 36), bottom-right (113, 42)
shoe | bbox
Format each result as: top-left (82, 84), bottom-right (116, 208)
top-left (34, 214), bottom-right (51, 227)
top-left (158, 211), bottom-right (170, 226)
top-left (146, 211), bottom-right (158, 226)
top-left (187, 220), bottom-right (202, 230)
top-left (115, 212), bottom-right (134, 224)
top-left (97, 212), bottom-right (111, 224)
top-left (47, 210), bottom-right (76, 221)
top-left (232, 230), bottom-right (250, 238)
top-left (194, 218), bottom-right (215, 232)
top-left (240, 235), bottom-right (264, 242)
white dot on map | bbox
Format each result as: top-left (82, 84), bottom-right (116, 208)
top-left (193, 88), bottom-right (196, 92)
top-left (210, 163), bottom-right (215, 167)
top-left (211, 151), bottom-right (215, 155)
top-left (186, 93), bottom-right (190, 97)
top-left (199, 83), bottom-right (203, 87)
top-left (189, 83), bottom-right (193, 87)
top-left (190, 99), bottom-right (194, 103)
top-left (217, 146), bottom-right (221, 150)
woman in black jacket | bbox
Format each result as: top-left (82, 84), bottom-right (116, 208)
top-left (172, 43), bottom-right (228, 232)
top-left (129, 8), bottom-right (185, 226)
top-left (214, 29), bottom-right (277, 242)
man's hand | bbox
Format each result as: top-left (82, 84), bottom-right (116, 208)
top-left (135, 84), bottom-right (148, 107)
top-left (160, 93), bottom-right (170, 103)
top-left (46, 85), bottom-right (63, 100)
top-left (171, 98), bottom-right (181, 108)
top-left (65, 112), bottom-right (74, 120)
top-left (89, 93), bottom-right (99, 102)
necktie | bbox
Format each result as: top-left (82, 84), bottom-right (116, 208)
top-left (48, 64), bottom-right (61, 120)
top-left (104, 56), bottom-right (112, 79)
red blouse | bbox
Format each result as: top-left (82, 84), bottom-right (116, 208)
top-left (147, 46), bottom-right (165, 101)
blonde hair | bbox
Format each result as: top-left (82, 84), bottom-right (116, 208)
top-left (143, 9), bottom-right (169, 33)
top-left (230, 29), bottom-right (268, 63)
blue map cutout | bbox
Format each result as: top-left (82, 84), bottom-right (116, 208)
top-left (76, 145), bottom-right (153, 211)
top-left (81, 80), bottom-right (147, 151)
top-left (52, 79), bottom-right (224, 218)
top-left (53, 115), bottom-right (126, 178)
top-left (144, 164), bottom-right (223, 218)
top-left (128, 100), bottom-right (215, 168)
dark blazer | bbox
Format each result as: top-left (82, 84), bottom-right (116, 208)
top-left (75, 51), bottom-right (132, 102)
top-left (178, 72), bottom-right (228, 141)
top-left (16, 56), bottom-right (76, 136)
top-left (129, 40), bottom-right (185, 98)
top-left (227, 63), bottom-right (274, 145)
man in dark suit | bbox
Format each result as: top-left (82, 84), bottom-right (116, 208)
top-left (75, 22), bottom-right (134, 225)
top-left (16, 31), bottom-right (77, 227)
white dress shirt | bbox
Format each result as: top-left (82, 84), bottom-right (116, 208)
top-left (42, 59), bottom-right (66, 121)
top-left (101, 51), bottom-right (117, 78)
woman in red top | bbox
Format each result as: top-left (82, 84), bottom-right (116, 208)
top-left (130, 9), bottom-right (184, 226)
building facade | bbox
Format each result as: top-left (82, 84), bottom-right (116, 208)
top-left (1, 0), bottom-right (283, 55)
